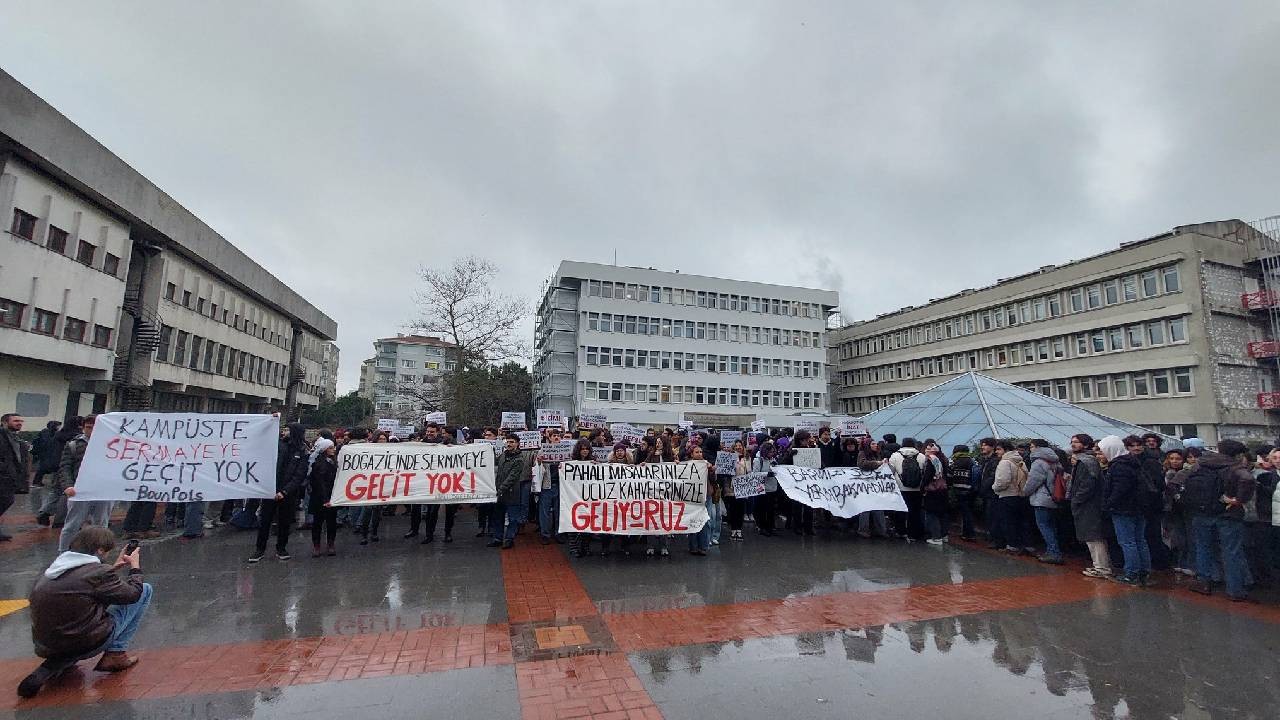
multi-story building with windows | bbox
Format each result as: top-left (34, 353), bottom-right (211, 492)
top-left (0, 69), bottom-right (336, 423)
top-left (828, 219), bottom-right (1280, 444)
top-left (359, 335), bottom-right (459, 417)
top-left (534, 261), bottom-right (839, 425)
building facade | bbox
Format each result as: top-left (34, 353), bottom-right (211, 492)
top-left (828, 219), bottom-right (1280, 445)
top-left (0, 69), bottom-right (337, 424)
top-left (359, 335), bottom-right (458, 418)
top-left (534, 261), bottom-right (839, 425)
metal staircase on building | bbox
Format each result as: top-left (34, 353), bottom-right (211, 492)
top-left (112, 288), bottom-right (163, 411)
top-left (1245, 216), bottom-right (1280, 410)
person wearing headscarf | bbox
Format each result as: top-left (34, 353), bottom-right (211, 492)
top-left (1101, 435), bottom-right (1153, 586)
top-left (307, 439), bottom-right (338, 557)
top-left (249, 423), bottom-right (309, 563)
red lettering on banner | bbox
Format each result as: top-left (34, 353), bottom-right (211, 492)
top-left (673, 502), bottom-right (687, 531)
top-left (571, 502), bottom-right (591, 531)
top-left (106, 437), bottom-right (121, 459)
top-left (346, 474), bottom-right (371, 501)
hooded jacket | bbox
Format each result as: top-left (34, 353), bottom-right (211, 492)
top-left (306, 453), bottom-right (338, 515)
top-left (992, 452), bottom-right (1027, 499)
top-left (1193, 452), bottom-right (1256, 521)
top-left (1024, 447), bottom-right (1061, 509)
top-left (1101, 440), bottom-right (1149, 516)
top-left (58, 434), bottom-right (88, 489)
top-left (275, 423), bottom-right (310, 497)
top-left (494, 447), bottom-right (526, 505)
top-left (29, 552), bottom-right (145, 659)
top-left (888, 447), bottom-right (927, 492)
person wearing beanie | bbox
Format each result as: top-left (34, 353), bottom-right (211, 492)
top-left (308, 439), bottom-right (339, 557)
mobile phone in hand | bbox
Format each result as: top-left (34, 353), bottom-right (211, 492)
top-left (124, 539), bottom-right (140, 556)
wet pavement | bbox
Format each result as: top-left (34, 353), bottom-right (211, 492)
top-left (0, 492), bottom-right (1277, 719)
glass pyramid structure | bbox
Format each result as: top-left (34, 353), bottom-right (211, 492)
top-left (860, 372), bottom-right (1152, 450)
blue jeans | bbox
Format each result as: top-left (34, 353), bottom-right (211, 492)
top-left (490, 501), bottom-right (523, 542)
top-left (1034, 507), bottom-right (1061, 559)
top-left (106, 582), bottom-right (153, 652)
top-left (1194, 516), bottom-right (1247, 598)
top-left (183, 502), bottom-right (205, 537)
top-left (1111, 514), bottom-right (1151, 578)
top-left (58, 500), bottom-right (113, 552)
top-left (538, 484), bottom-right (559, 539)
top-left (691, 499), bottom-right (715, 551)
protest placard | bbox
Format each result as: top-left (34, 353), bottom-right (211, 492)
top-left (837, 417), bottom-right (868, 437)
top-left (71, 413), bottom-right (280, 502)
top-left (773, 465), bottom-right (906, 517)
top-left (750, 419), bottom-right (767, 432)
top-left (558, 461), bottom-right (709, 535)
top-left (425, 411), bottom-right (447, 425)
top-left (536, 408), bottom-right (564, 428)
top-left (591, 446), bottom-right (613, 462)
top-left (499, 412), bottom-right (527, 430)
top-left (537, 439), bottom-right (576, 462)
top-left (377, 418), bottom-right (397, 432)
top-left (609, 423), bottom-right (646, 446)
top-left (516, 431), bottom-right (542, 450)
top-left (720, 430), bottom-right (743, 446)
top-left (714, 451), bottom-right (738, 476)
top-left (577, 411), bottom-right (608, 429)
top-left (396, 424), bottom-right (416, 439)
top-left (792, 447), bottom-right (822, 468)
top-left (330, 442), bottom-right (496, 506)
top-left (677, 420), bottom-right (693, 430)
top-left (730, 472), bottom-right (767, 499)
top-left (793, 419), bottom-right (820, 434)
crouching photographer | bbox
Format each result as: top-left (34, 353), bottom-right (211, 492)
top-left (18, 527), bottom-right (153, 698)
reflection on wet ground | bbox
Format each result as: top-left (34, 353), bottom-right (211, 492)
top-left (631, 592), bottom-right (1280, 720)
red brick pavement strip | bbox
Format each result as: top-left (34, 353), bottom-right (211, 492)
top-left (501, 541), bottom-right (600, 624)
top-left (0, 624), bottom-right (513, 711)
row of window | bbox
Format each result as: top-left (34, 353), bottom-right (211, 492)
top-left (584, 279), bottom-right (824, 319)
top-left (156, 324), bottom-right (289, 388)
top-left (582, 381), bottom-right (824, 410)
top-left (10, 209), bottom-right (123, 277)
top-left (584, 312), bottom-right (824, 348)
top-left (843, 316), bottom-right (1188, 386)
top-left (393, 358), bottom-right (454, 370)
top-left (839, 264), bottom-right (1182, 359)
top-left (163, 282), bottom-right (292, 351)
top-left (582, 346), bottom-right (825, 378)
top-left (0, 297), bottom-right (113, 347)
top-left (843, 366), bottom-right (1195, 415)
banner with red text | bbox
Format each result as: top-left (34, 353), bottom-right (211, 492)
top-left (330, 442), bottom-right (496, 506)
top-left (72, 412), bottom-right (279, 502)
top-left (558, 461), bottom-right (708, 535)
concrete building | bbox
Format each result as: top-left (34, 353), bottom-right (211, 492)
top-left (0, 69), bottom-right (337, 424)
top-left (534, 261), bottom-right (839, 425)
top-left (319, 341), bottom-right (340, 403)
top-left (827, 219), bottom-right (1280, 445)
top-left (359, 335), bottom-right (459, 418)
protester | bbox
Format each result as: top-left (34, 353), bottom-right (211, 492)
top-left (889, 438), bottom-right (928, 541)
top-left (19, 527), bottom-right (152, 698)
top-left (488, 433), bottom-right (526, 550)
top-left (0, 412), bottom-right (29, 541)
top-left (947, 444), bottom-right (977, 541)
top-left (57, 416), bottom-right (113, 553)
top-left (308, 439), bottom-right (338, 557)
top-left (687, 445), bottom-right (714, 556)
top-left (1102, 435), bottom-right (1155, 587)
top-left (992, 440), bottom-right (1029, 555)
top-left (1246, 446), bottom-right (1276, 587)
top-left (535, 427), bottom-right (566, 545)
top-left (30, 420), bottom-right (61, 507)
top-left (36, 419), bottom-right (81, 528)
top-left (751, 437), bottom-right (779, 537)
top-left (780, 430), bottom-right (816, 536)
top-left (1068, 434), bottom-right (1112, 578)
top-left (408, 423), bottom-right (458, 543)
top-left (249, 422), bottom-right (309, 563)
top-left (921, 442), bottom-right (949, 544)
top-left (1186, 439), bottom-right (1255, 601)
top-left (976, 438), bottom-right (1002, 549)
top-left (724, 440), bottom-right (750, 540)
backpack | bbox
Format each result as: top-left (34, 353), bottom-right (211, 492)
top-left (899, 453), bottom-right (923, 489)
top-left (1051, 466), bottom-right (1069, 504)
top-left (1182, 463), bottom-right (1226, 516)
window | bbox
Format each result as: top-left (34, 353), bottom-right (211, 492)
top-left (1037, 340), bottom-right (1049, 361)
top-left (1069, 288), bottom-right (1083, 313)
top-left (1103, 280), bottom-right (1119, 305)
top-left (47, 226), bottom-right (68, 253)
top-left (1078, 377), bottom-right (1093, 400)
top-left (1052, 338), bottom-right (1066, 359)
top-left (1152, 370), bottom-right (1170, 395)
top-left (1169, 317), bottom-right (1186, 343)
top-left (1133, 373), bottom-right (1150, 396)
top-left (1076, 334), bottom-right (1089, 355)
top-left (182, 290), bottom-right (192, 308)
top-left (165, 283), bottom-right (176, 301)
top-left (92, 324), bottom-right (112, 348)
top-left (203, 341), bottom-right (215, 372)
top-left (0, 298), bottom-right (23, 327)
top-left (1174, 367), bottom-right (1193, 393)
top-left (1127, 325), bottom-right (1144, 348)
top-left (1087, 285), bottom-right (1101, 309)
top-left (1147, 321), bottom-right (1165, 345)
top-left (401, 359), bottom-right (416, 368)
top-left (62, 317), bottom-right (86, 342)
top-left (1141, 271), bottom-right (1158, 297)
top-left (189, 335), bottom-right (203, 369)
top-left (174, 331), bottom-right (188, 365)
top-left (1162, 266), bottom-right (1180, 293)
top-left (1122, 275), bottom-right (1137, 302)
top-left (1094, 376), bottom-right (1110, 398)
top-left (10, 209), bottom-right (37, 239)
top-left (31, 308), bottom-right (57, 335)
top-left (1048, 294), bottom-right (1061, 317)
top-left (1112, 375), bottom-right (1128, 398)
top-left (76, 240), bottom-right (96, 266)
top-left (1054, 380), bottom-right (1068, 400)
top-left (1108, 327), bottom-right (1124, 351)
top-left (157, 326), bottom-right (173, 361)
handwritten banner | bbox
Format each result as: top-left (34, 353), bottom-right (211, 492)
top-left (577, 411), bottom-right (608, 429)
top-left (330, 442), bottom-right (496, 506)
top-left (536, 409), bottom-right (564, 428)
top-left (714, 451), bottom-right (738, 476)
top-left (793, 419), bottom-right (820, 434)
top-left (537, 439), bottom-right (576, 462)
top-left (559, 461), bottom-right (709, 535)
top-left (591, 446), bottom-right (613, 462)
top-left (425, 411), bottom-right (447, 425)
top-left (773, 465), bottom-right (906, 517)
top-left (750, 419), bottom-right (767, 432)
top-left (516, 431), bottom-right (542, 450)
top-left (720, 430), bottom-right (743, 446)
top-left (72, 413), bottom-right (279, 502)
top-left (610, 423), bottom-right (645, 446)
top-left (792, 447), bottom-right (822, 469)
top-left (731, 472), bottom-right (767, 499)
top-left (500, 412), bottom-right (527, 430)
top-left (837, 418), bottom-right (868, 437)
top-left (377, 418), bottom-right (397, 432)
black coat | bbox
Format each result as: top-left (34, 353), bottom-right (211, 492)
top-left (817, 439), bottom-right (842, 469)
top-left (1103, 454), bottom-right (1147, 516)
top-left (307, 457), bottom-right (337, 515)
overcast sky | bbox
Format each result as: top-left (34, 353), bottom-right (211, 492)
top-left (2, 1), bottom-right (1278, 393)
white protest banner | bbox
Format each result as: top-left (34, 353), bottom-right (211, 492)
top-left (377, 418), bottom-right (397, 432)
top-left (720, 430), bottom-right (743, 446)
top-left (773, 465), bottom-right (906, 517)
top-left (330, 442), bottom-right (496, 506)
top-left (396, 424), bottom-right (416, 439)
top-left (792, 447), bottom-right (822, 469)
top-left (537, 439), bottom-right (576, 462)
top-left (591, 446), bottom-right (613, 462)
top-left (609, 423), bottom-right (645, 446)
top-left (793, 419), bottom-right (820, 434)
top-left (516, 431), bottom-right (542, 450)
top-left (750, 419), bottom-right (767, 432)
top-left (425, 411), bottom-right (447, 425)
top-left (536, 409), bottom-right (564, 428)
top-left (714, 451), bottom-right (738, 476)
top-left (500, 412), bottom-right (527, 430)
top-left (71, 413), bottom-right (279, 502)
top-left (838, 417), bottom-right (868, 437)
top-left (731, 472), bottom-right (767, 499)
top-left (558, 461), bottom-right (709, 535)
top-left (577, 411), bottom-right (608, 429)
top-left (678, 420), bottom-right (693, 431)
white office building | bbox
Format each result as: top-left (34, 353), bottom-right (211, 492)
top-left (359, 335), bottom-right (459, 418)
top-left (534, 261), bottom-right (839, 426)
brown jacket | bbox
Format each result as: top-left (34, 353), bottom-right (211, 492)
top-left (29, 557), bottom-right (145, 658)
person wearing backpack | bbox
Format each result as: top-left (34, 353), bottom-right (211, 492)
top-left (1102, 435), bottom-right (1158, 586)
top-left (1187, 439), bottom-right (1256, 601)
top-left (889, 438), bottom-right (928, 541)
top-left (991, 440), bottom-right (1029, 555)
top-left (1025, 440), bottom-right (1064, 565)
top-left (948, 445), bottom-right (978, 541)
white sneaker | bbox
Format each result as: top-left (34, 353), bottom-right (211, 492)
top-left (926, 538), bottom-right (944, 545)
top-left (202, 519), bottom-right (214, 530)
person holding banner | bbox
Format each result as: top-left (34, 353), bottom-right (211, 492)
top-left (57, 416), bottom-right (113, 554)
top-left (751, 438), bottom-right (780, 537)
top-left (407, 423), bottom-right (459, 544)
top-left (639, 437), bottom-right (675, 557)
top-left (568, 440), bottom-right (615, 558)
top-left (476, 428), bottom-right (501, 537)
top-left (487, 434), bottom-right (527, 550)
top-left (687, 446), bottom-right (715, 556)
top-left (780, 431), bottom-right (817, 536)
top-left (356, 432), bottom-right (389, 544)
top-left (723, 440), bottom-right (751, 540)
top-left (535, 428), bottom-right (567, 545)
top-left (249, 423), bottom-right (309, 563)
top-left (308, 440), bottom-right (339, 557)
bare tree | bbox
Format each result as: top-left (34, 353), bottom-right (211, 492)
top-left (411, 256), bottom-right (529, 368)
